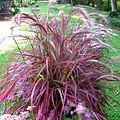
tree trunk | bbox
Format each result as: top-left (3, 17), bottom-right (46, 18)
top-left (70, 0), bottom-right (73, 5)
top-left (111, 0), bottom-right (117, 11)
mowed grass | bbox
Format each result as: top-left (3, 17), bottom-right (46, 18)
top-left (0, 1), bottom-right (120, 119)
top-left (20, 1), bottom-right (74, 14)
top-left (104, 30), bottom-right (120, 119)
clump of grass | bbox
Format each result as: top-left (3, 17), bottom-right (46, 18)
top-left (0, 3), bottom-right (120, 120)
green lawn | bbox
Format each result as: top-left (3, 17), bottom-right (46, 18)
top-left (104, 30), bottom-right (120, 119)
top-left (20, 1), bottom-right (73, 14)
top-left (105, 30), bottom-right (120, 78)
top-left (0, 1), bottom-right (120, 119)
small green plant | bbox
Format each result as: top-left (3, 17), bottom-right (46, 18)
top-left (0, 2), bottom-right (120, 120)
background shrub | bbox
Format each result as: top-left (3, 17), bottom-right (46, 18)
top-left (107, 17), bottom-right (120, 30)
top-left (109, 9), bottom-right (120, 18)
top-left (29, 0), bottom-right (36, 5)
top-left (23, 4), bottom-right (29, 7)
top-left (34, 3), bottom-right (39, 7)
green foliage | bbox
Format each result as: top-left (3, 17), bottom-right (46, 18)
top-left (57, 0), bottom-right (120, 12)
top-left (109, 9), bottom-right (120, 18)
top-left (117, 1), bottom-right (120, 9)
top-left (107, 17), bottom-right (120, 29)
top-left (29, 0), bottom-right (36, 5)
top-left (95, 0), bottom-right (104, 10)
top-left (11, 7), bottom-right (20, 15)
top-left (101, 0), bottom-right (111, 11)
top-left (0, 1), bottom-right (4, 10)
top-left (0, 104), bottom-right (4, 116)
top-left (23, 4), bottom-right (29, 7)
top-left (34, 3), bottom-right (39, 7)
top-left (9, 0), bottom-right (20, 15)
top-left (77, 0), bottom-right (88, 5)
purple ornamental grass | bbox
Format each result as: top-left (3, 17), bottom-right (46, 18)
top-left (0, 3), bottom-right (120, 120)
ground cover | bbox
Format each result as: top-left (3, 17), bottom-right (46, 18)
top-left (0, 1), bottom-right (120, 119)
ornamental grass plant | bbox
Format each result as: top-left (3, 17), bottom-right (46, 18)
top-left (0, 2), bottom-right (120, 120)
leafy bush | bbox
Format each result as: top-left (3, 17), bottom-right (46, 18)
top-left (10, 1), bottom-right (20, 15)
top-left (95, 0), bottom-right (104, 10)
top-left (0, 3), bottom-right (120, 120)
top-left (23, 4), bottom-right (29, 7)
top-left (109, 9), bottom-right (120, 18)
top-left (0, 2), bottom-right (4, 10)
top-left (29, 0), bottom-right (36, 5)
top-left (117, 2), bottom-right (120, 10)
top-left (78, 0), bottom-right (88, 5)
top-left (101, 0), bottom-right (111, 11)
top-left (107, 17), bottom-right (120, 30)
top-left (34, 3), bottom-right (39, 7)
top-left (11, 7), bottom-right (20, 15)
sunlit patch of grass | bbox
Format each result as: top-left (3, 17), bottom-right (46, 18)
top-left (0, 41), bottom-right (27, 77)
top-left (105, 84), bottom-right (120, 120)
top-left (103, 30), bottom-right (120, 120)
top-left (0, 104), bottom-right (4, 116)
top-left (20, 1), bottom-right (74, 15)
top-left (106, 30), bottom-right (120, 75)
